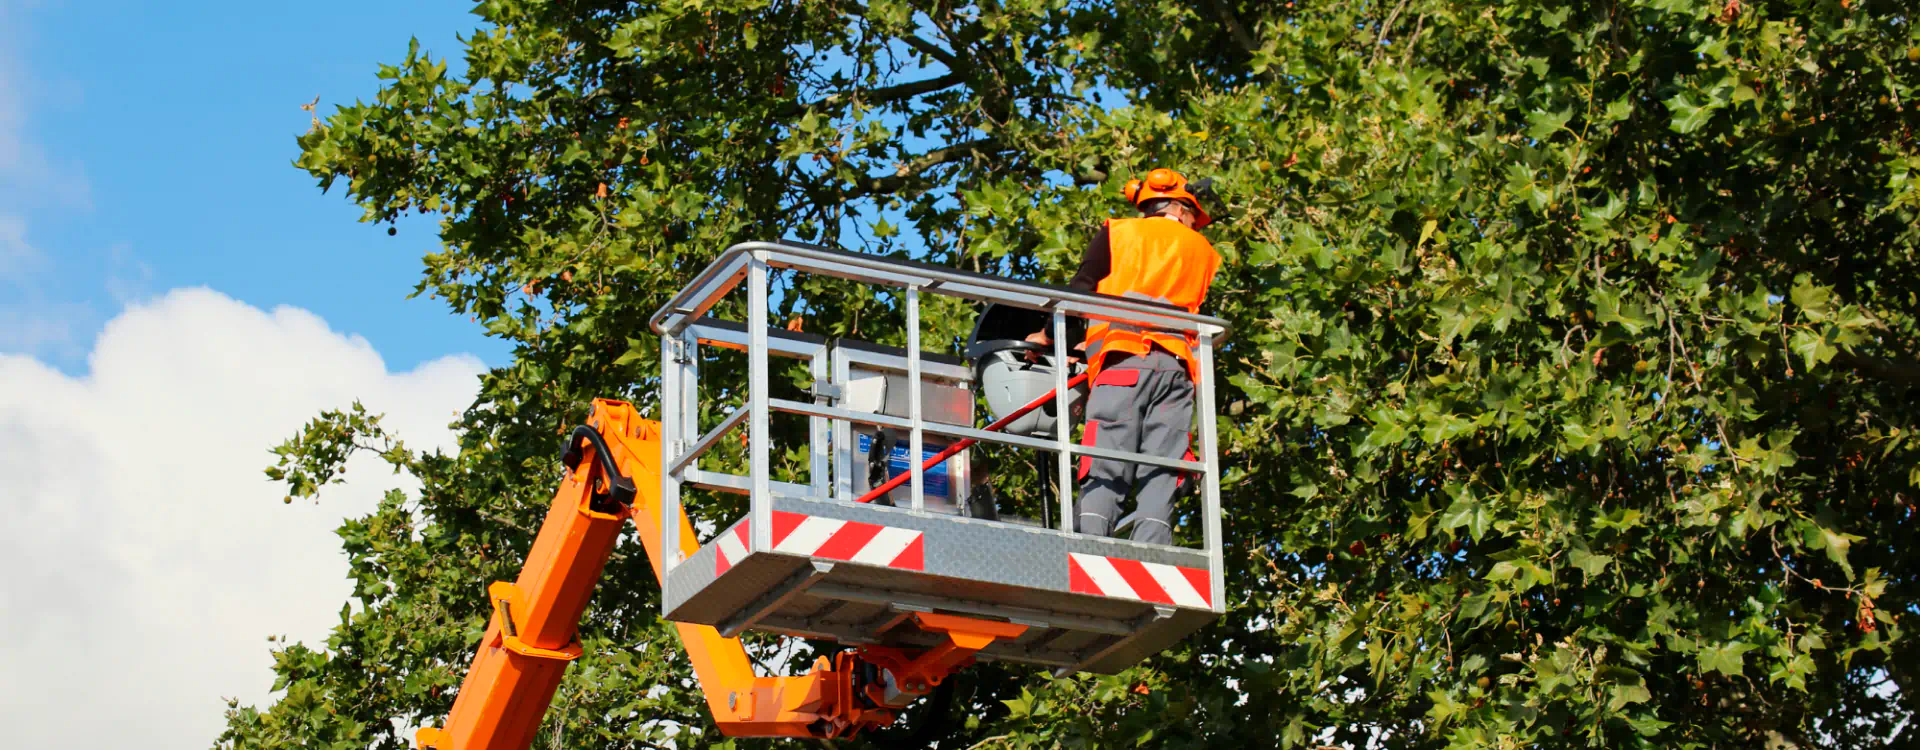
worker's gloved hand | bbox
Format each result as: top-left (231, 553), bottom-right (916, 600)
top-left (1023, 331), bottom-right (1051, 362)
top-left (1024, 331), bottom-right (1085, 363)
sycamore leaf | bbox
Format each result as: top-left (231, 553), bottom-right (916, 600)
top-left (1790, 328), bottom-right (1837, 370)
top-left (1818, 526), bottom-right (1863, 580)
top-left (1608, 683), bottom-right (1652, 712)
top-left (1406, 498), bottom-right (1436, 540)
top-left (1592, 507), bottom-right (1645, 531)
top-left (1001, 688), bottom-right (1035, 718)
top-left (1604, 96), bottom-right (1633, 121)
top-left (1522, 183), bottom-right (1552, 211)
top-left (1697, 642), bottom-right (1757, 677)
top-left (1440, 497), bottom-right (1494, 541)
top-left (1461, 593), bottom-right (1491, 620)
top-left (1426, 689), bottom-right (1466, 728)
top-left (1569, 546), bottom-right (1614, 578)
top-left (1665, 91), bottom-right (1721, 133)
top-left (1282, 715), bottom-right (1307, 746)
top-left (1626, 714), bottom-right (1675, 737)
top-left (1526, 108), bottom-right (1572, 141)
top-left (1593, 287), bottom-right (1654, 334)
top-left (1580, 192), bottom-right (1627, 232)
top-left (1790, 275), bottom-right (1832, 322)
top-left (1769, 653), bottom-right (1815, 692)
top-left (1562, 420), bottom-right (1596, 452)
top-left (613, 340), bottom-right (650, 366)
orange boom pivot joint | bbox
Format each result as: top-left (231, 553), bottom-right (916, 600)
top-left (415, 399), bottom-right (1026, 749)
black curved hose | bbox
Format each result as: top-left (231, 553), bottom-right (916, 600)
top-left (904, 677), bottom-right (959, 747)
top-left (857, 669), bottom-right (959, 748)
top-left (560, 425), bottom-right (637, 514)
top-left (876, 676), bottom-right (959, 748)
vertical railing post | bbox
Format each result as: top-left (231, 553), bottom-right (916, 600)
top-left (659, 331), bottom-right (681, 604)
top-left (1195, 330), bottom-right (1225, 611)
top-left (681, 328), bottom-right (700, 474)
top-left (747, 256), bottom-right (772, 552)
top-left (809, 345), bottom-right (831, 499)
top-left (672, 328), bottom-right (700, 581)
top-left (906, 285), bottom-right (925, 512)
top-left (1052, 310), bottom-right (1074, 533)
top-left (832, 348), bottom-right (852, 501)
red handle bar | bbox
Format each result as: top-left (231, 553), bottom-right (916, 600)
top-left (854, 371), bottom-right (1090, 504)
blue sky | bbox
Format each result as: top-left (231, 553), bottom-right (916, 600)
top-left (1, 0), bottom-right (504, 372)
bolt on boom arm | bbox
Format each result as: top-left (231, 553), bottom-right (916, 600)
top-left (416, 399), bottom-right (1024, 749)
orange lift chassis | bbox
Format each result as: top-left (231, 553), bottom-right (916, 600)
top-left (416, 399), bottom-right (1027, 748)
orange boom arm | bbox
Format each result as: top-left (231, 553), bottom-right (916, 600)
top-left (416, 399), bottom-right (1022, 749)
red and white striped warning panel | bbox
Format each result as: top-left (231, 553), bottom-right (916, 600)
top-left (713, 523), bottom-right (753, 576)
top-left (1067, 552), bottom-right (1212, 609)
top-left (714, 511), bottom-right (926, 576)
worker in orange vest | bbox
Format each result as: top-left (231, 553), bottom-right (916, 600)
top-left (1029, 168), bottom-right (1222, 545)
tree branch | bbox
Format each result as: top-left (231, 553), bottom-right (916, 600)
top-left (1372, 0), bottom-right (1413, 68)
top-left (841, 0), bottom-right (968, 73)
top-left (1398, 13), bottom-right (1429, 68)
top-left (775, 73), bottom-right (965, 119)
top-left (1202, 0), bottom-right (1263, 60)
top-left (1835, 351), bottom-right (1920, 386)
top-left (901, 34), bottom-right (964, 71)
top-left (853, 137), bottom-right (1005, 198)
top-left (857, 72), bottom-right (965, 106)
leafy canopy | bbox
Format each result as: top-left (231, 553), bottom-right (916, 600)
top-left (223, 1), bottom-right (1920, 748)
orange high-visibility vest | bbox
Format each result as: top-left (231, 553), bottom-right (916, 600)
top-left (1084, 217), bottom-right (1221, 381)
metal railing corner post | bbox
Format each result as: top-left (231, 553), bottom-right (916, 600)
top-left (1196, 330), bottom-right (1225, 611)
top-left (809, 345), bottom-right (831, 499)
top-left (659, 332), bottom-right (681, 609)
top-left (1053, 310), bottom-right (1075, 534)
top-left (906, 285), bottom-right (925, 512)
top-left (747, 255), bottom-right (773, 552)
top-left (832, 347), bottom-right (852, 501)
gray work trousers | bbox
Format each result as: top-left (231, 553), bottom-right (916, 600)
top-left (1075, 349), bottom-right (1194, 545)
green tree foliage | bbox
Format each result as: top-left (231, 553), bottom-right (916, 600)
top-left (221, 1), bottom-right (1920, 748)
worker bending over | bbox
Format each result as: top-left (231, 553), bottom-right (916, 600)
top-left (1031, 168), bottom-right (1222, 545)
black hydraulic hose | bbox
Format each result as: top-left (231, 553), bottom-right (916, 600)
top-left (887, 677), bottom-right (959, 748)
top-left (561, 425), bottom-right (637, 514)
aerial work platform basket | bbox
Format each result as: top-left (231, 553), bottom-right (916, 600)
top-left (649, 242), bottom-right (1232, 675)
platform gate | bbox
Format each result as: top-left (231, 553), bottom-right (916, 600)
top-left (649, 242), bottom-right (1232, 674)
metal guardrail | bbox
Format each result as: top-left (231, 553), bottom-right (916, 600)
top-left (649, 241), bottom-right (1235, 342)
top-left (650, 241), bottom-right (1231, 612)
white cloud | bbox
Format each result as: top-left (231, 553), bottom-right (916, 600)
top-left (0, 215), bottom-right (85, 358)
top-left (0, 0), bottom-right (90, 209)
top-left (0, 287), bottom-right (485, 749)
top-left (0, 214), bottom-right (39, 278)
top-left (105, 242), bottom-right (154, 304)
top-left (0, 302), bottom-right (81, 356)
top-left (0, 0), bottom-right (94, 361)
